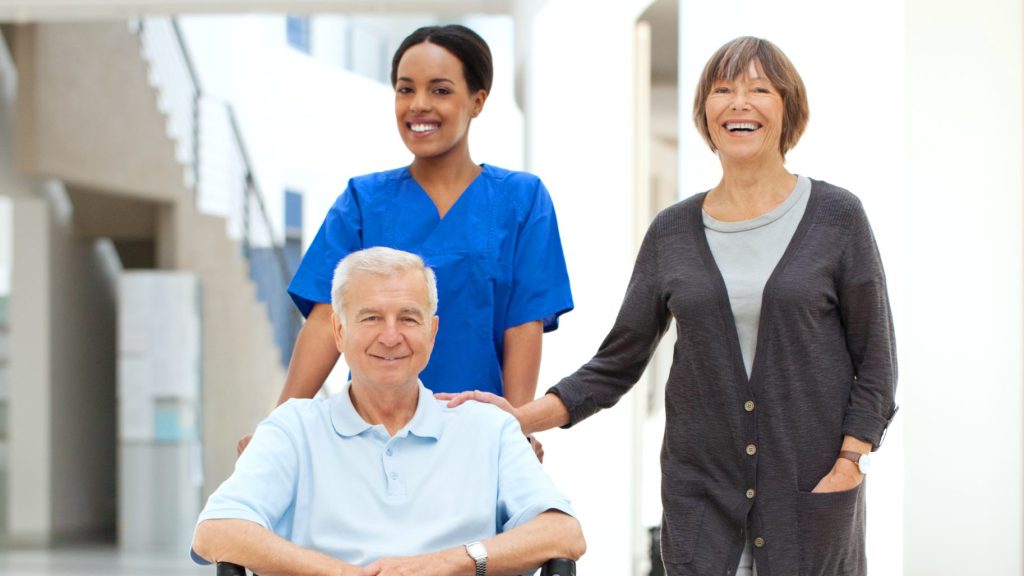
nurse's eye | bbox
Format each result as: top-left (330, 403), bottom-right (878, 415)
top-left (432, 87), bottom-right (451, 96)
top-left (396, 86), bottom-right (413, 95)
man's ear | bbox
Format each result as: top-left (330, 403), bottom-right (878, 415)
top-left (331, 312), bottom-right (345, 354)
top-left (430, 315), bottom-right (439, 343)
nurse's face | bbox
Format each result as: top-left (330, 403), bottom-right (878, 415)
top-left (394, 41), bottom-right (487, 162)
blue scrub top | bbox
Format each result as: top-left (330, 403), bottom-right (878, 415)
top-left (288, 164), bottom-right (574, 396)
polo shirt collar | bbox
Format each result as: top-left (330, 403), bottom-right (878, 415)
top-left (330, 380), bottom-right (444, 440)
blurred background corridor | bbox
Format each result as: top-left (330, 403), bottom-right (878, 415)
top-left (0, 1), bottom-right (1020, 574)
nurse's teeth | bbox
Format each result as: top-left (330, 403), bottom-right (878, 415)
top-left (411, 123), bottom-right (437, 133)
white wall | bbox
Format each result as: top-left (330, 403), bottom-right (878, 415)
top-left (903, 1), bottom-right (1023, 574)
top-left (678, 1), bottom-right (906, 574)
top-left (524, 1), bottom-right (654, 573)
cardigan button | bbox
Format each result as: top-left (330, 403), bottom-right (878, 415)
top-left (745, 444), bottom-right (757, 456)
top-left (744, 400), bottom-right (755, 412)
top-left (745, 488), bottom-right (755, 499)
top-left (754, 537), bottom-right (766, 548)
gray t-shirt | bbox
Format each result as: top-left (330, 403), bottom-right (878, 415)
top-left (703, 175), bottom-right (811, 376)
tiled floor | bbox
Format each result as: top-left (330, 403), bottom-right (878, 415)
top-left (0, 545), bottom-right (210, 575)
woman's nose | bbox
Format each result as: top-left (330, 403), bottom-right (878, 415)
top-left (730, 90), bottom-right (750, 111)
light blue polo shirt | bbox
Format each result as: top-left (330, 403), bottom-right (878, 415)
top-left (191, 381), bottom-right (574, 566)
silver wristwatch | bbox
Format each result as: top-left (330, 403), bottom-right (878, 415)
top-left (465, 541), bottom-right (487, 576)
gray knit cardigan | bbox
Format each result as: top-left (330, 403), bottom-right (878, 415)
top-left (551, 179), bottom-right (898, 576)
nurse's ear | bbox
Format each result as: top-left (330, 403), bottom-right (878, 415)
top-left (470, 89), bottom-right (488, 118)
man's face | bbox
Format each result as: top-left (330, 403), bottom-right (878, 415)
top-left (333, 270), bottom-right (438, 391)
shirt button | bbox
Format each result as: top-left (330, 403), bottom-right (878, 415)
top-left (745, 444), bottom-right (757, 456)
top-left (744, 400), bottom-right (755, 412)
top-left (390, 472), bottom-right (398, 480)
top-left (754, 537), bottom-right (766, 548)
top-left (746, 488), bottom-right (755, 499)
top-left (385, 449), bottom-right (393, 457)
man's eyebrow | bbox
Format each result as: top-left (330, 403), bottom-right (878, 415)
top-left (399, 307), bottom-right (425, 319)
top-left (355, 306), bottom-right (382, 316)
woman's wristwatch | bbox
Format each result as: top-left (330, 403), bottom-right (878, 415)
top-left (839, 450), bottom-right (872, 474)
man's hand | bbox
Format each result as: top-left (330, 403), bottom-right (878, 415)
top-left (527, 435), bottom-right (544, 463)
top-left (236, 433), bottom-right (253, 456)
top-left (361, 548), bottom-right (466, 576)
top-left (811, 456), bottom-right (863, 493)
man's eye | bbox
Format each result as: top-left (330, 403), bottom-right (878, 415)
top-left (402, 317), bottom-right (421, 325)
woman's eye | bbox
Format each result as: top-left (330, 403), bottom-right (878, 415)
top-left (433, 87), bottom-right (451, 95)
top-left (397, 86), bottom-right (412, 95)
top-left (712, 86), bottom-right (730, 94)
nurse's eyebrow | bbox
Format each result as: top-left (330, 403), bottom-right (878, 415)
top-left (396, 76), bottom-right (455, 85)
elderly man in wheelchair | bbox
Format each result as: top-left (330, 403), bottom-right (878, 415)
top-left (190, 247), bottom-right (585, 576)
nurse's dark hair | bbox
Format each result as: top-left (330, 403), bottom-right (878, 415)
top-left (692, 36), bottom-right (809, 157)
top-left (390, 24), bottom-right (493, 94)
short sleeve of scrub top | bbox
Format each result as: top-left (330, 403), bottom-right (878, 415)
top-left (287, 165), bottom-right (574, 397)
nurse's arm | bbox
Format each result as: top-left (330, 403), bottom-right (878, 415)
top-left (502, 320), bottom-right (543, 407)
top-left (277, 302), bottom-right (340, 404)
top-left (237, 303), bottom-right (339, 455)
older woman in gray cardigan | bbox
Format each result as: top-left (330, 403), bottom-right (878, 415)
top-left (442, 36), bottom-right (897, 576)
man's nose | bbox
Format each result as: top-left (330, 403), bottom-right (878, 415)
top-left (378, 322), bottom-right (403, 346)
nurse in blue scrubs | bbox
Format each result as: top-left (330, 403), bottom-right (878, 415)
top-left (239, 25), bottom-right (573, 454)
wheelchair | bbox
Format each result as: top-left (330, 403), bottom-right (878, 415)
top-left (217, 557), bottom-right (576, 575)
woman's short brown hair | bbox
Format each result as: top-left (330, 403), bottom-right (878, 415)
top-left (692, 36), bottom-right (809, 157)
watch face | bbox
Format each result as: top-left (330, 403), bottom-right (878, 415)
top-left (467, 541), bottom-right (487, 560)
top-left (858, 452), bottom-right (872, 474)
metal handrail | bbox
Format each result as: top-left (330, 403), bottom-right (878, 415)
top-left (136, 17), bottom-right (304, 361)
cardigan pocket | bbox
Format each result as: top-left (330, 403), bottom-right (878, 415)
top-left (796, 482), bottom-right (866, 576)
top-left (659, 492), bottom-right (706, 565)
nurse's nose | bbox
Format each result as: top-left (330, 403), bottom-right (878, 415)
top-left (411, 91), bottom-right (432, 113)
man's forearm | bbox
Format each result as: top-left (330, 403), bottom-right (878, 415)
top-left (369, 510), bottom-right (585, 576)
top-left (478, 510), bottom-right (585, 575)
top-left (193, 518), bottom-right (358, 576)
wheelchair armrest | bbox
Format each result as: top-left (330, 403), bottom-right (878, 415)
top-left (217, 557), bottom-right (576, 575)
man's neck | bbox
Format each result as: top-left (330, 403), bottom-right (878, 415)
top-left (348, 381), bottom-right (420, 437)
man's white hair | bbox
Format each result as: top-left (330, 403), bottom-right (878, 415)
top-left (330, 247), bottom-right (438, 322)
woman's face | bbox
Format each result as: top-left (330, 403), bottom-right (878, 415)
top-left (704, 60), bottom-right (785, 163)
top-left (394, 41), bottom-right (487, 162)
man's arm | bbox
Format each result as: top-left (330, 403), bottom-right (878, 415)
top-left (193, 519), bottom-right (366, 576)
top-left (365, 510), bottom-right (584, 576)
